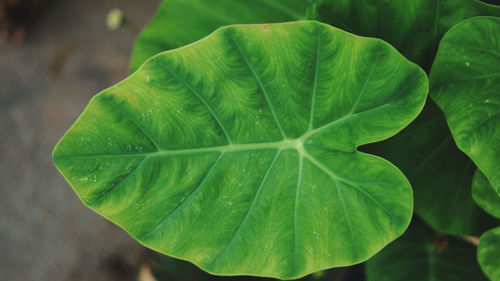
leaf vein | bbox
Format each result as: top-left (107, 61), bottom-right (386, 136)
top-left (160, 62), bottom-right (233, 144)
top-left (108, 100), bottom-right (161, 151)
top-left (308, 29), bottom-right (322, 130)
top-left (140, 152), bottom-right (224, 240)
top-left (229, 34), bottom-right (287, 139)
top-left (210, 150), bottom-right (281, 265)
top-left (88, 157), bottom-right (147, 205)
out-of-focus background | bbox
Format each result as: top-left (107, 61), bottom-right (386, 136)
top-left (1, 1), bottom-right (158, 280)
top-left (0, 1), bottom-right (362, 280)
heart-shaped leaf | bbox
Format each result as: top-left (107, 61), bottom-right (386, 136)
top-left (366, 219), bottom-right (489, 281)
top-left (430, 16), bottom-right (500, 197)
top-left (363, 101), bottom-right (497, 236)
top-left (478, 227), bottom-right (500, 281)
top-left (130, 0), bottom-right (500, 72)
top-left (473, 169), bottom-right (500, 219)
top-left (53, 21), bottom-right (427, 279)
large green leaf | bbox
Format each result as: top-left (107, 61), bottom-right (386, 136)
top-left (53, 21), bottom-right (428, 279)
top-left (478, 227), bottom-right (500, 281)
top-left (130, 0), bottom-right (500, 72)
top-left (130, 0), bottom-right (311, 72)
top-left (430, 16), bottom-right (500, 197)
top-left (363, 100), bottom-right (497, 236)
top-left (366, 219), bottom-right (489, 281)
top-left (316, 0), bottom-right (500, 69)
top-left (473, 169), bottom-right (500, 219)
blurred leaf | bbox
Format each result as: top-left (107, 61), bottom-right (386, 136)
top-left (472, 169), bottom-right (500, 219)
top-left (130, 0), bottom-right (500, 72)
top-left (316, 0), bottom-right (500, 69)
top-left (430, 16), bottom-right (500, 197)
top-left (53, 21), bottom-right (427, 279)
top-left (478, 227), bottom-right (500, 281)
top-left (363, 100), bottom-right (498, 236)
top-left (130, 0), bottom-right (310, 72)
top-left (366, 219), bottom-right (489, 281)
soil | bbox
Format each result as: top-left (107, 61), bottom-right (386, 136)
top-left (0, 1), bottom-right (160, 280)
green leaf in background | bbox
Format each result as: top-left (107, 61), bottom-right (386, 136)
top-left (130, 0), bottom-right (310, 72)
top-left (478, 227), bottom-right (500, 281)
top-left (362, 101), bottom-right (498, 236)
top-left (473, 169), bottom-right (500, 219)
top-left (366, 219), bottom-right (489, 281)
top-left (316, 0), bottom-right (500, 69)
top-left (53, 21), bottom-right (428, 279)
top-left (430, 16), bottom-right (500, 197)
top-left (130, 0), bottom-right (500, 72)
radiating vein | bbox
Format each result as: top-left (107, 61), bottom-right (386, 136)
top-left (140, 152), bottom-right (224, 240)
top-left (334, 179), bottom-right (357, 255)
top-left (348, 52), bottom-right (381, 115)
top-left (303, 151), bottom-right (393, 218)
top-left (229, 34), bottom-right (287, 139)
top-left (211, 150), bottom-right (281, 265)
top-left (303, 102), bottom-right (392, 139)
top-left (339, 179), bottom-right (394, 219)
top-left (292, 153), bottom-right (304, 274)
top-left (88, 157), bottom-right (147, 205)
top-left (108, 100), bottom-right (161, 151)
top-left (308, 30), bottom-right (322, 130)
top-left (301, 153), bottom-right (357, 252)
top-left (159, 61), bottom-right (233, 144)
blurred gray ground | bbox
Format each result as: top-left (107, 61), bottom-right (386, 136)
top-left (0, 1), bottom-right (161, 280)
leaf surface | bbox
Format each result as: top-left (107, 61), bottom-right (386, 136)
top-left (430, 16), bottom-right (500, 197)
top-left (473, 169), bottom-right (500, 219)
top-left (366, 220), bottom-right (489, 281)
top-left (478, 227), bottom-right (500, 281)
top-left (54, 21), bottom-right (427, 279)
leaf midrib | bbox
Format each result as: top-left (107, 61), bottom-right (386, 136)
top-left (55, 91), bottom-right (400, 161)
